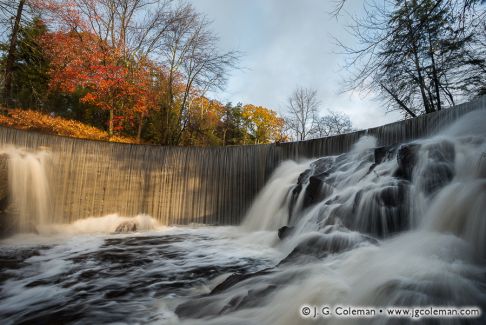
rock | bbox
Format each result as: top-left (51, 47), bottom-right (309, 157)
top-left (291, 157), bottom-right (336, 214)
top-left (367, 145), bottom-right (398, 176)
top-left (277, 226), bottom-right (294, 240)
top-left (351, 181), bottom-right (410, 237)
top-left (287, 169), bottom-right (313, 221)
top-left (427, 140), bottom-right (455, 163)
top-left (417, 141), bottom-right (455, 195)
top-left (210, 268), bottom-right (273, 295)
top-left (302, 174), bottom-right (334, 210)
top-left (114, 221), bottom-right (138, 233)
top-left (419, 163), bottom-right (454, 195)
top-left (394, 143), bottom-right (421, 181)
top-left (176, 268), bottom-right (276, 319)
top-left (310, 156), bottom-right (335, 175)
top-left (279, 229), bottom-right (377, 265)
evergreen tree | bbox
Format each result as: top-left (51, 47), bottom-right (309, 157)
top-left (5, 17), bottom-right (50, 109)
top-left (341, 0), bottom-right (486, 116)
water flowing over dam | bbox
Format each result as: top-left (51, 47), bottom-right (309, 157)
top-left (0, 97), bottom-right (484, 233)
top-left (0, 98), bottom-right (485, 324)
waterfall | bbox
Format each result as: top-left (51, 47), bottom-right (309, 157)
top-left (241, 160), bottom-right (311, 231)
top-left (1, 101), bottom-right (485, 324)
top-left (173, 108), bottom-right (486, 325)
top-left (0, 97), bottom-right (484, 233)
top-left (0, 147), bottom-right (50, 232)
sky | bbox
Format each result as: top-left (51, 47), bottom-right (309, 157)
top-left (188, 0), bottom-right (403, 130)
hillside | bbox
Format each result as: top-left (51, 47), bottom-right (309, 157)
top-left (0, 109), bottom-right (137, 144)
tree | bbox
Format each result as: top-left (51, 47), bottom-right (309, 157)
top-left (38, 0), bottom-right (178, 138)
top-left (2, 0), bottom-right (26, 106)
top-left (44, 30), bottom-right (147, 136)
top-left (338, 0), bottom-right (486, 116)
top-left (284, 87), bottom-right (320, 141)
top-left (182, 96), bottom-right (225, 146)
top-left (314, 110), bottom-right (353, 138)
top-left (241, 104), bottom-right (285, 144)
top-left (157, 3), bottom-right (239, 145)
top-left (2, 17), bottom-right (50, 109)
top-left (219, 102), bottom-right (246, 145)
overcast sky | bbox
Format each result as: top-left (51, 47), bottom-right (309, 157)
top-left (188, 0), bottom-right (403, 129)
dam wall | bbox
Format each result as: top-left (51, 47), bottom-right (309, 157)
top-left (0, 96), bottom-right (484, 227)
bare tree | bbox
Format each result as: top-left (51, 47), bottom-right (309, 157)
top-left (336, 0), bottom-right (486, 117)
top-left (284, 87), bottom-right (320, 141)
top-left (314, 110), bottom-right (353, 138)
top-left (40, 0), bottom-right (181, 62)
top-left (157, 3), bottom-right (239, 145)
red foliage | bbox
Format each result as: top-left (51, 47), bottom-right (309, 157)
top-left (43, 30), bottom-right (159, 132)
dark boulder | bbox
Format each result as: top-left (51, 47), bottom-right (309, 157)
top-left (292, 156), bottom-right (336, 213)
top-left (427, 140), bottom-right (455, 163)
top-left (288, 169), bottom-right (313, 220)
top-left (210, 268), bottom-right (273, 295)
top-left (279, 229), bottom-right (377, 265)
top-left (114, 221), bottom-right (138, 233)
top-left (419, 163), bottom-right (454, 195)
top-left (393, 143), bottom-right (421, 181)
top-left (277, 226), bottom-right (295, 240)
top-left (176, 268), bottom-right (277, 319)
top-left (351, 181), bottom-right (410, 237)
top-left (302, 174), bottom-right (334, 210)
top-left (417, 140), bottom-right (456, 195)
top-left (367, 145), bottom-right (398, 176)
top-left (310, 156), bottom-right (335, 175)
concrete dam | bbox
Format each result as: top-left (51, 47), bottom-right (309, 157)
top-left (0, 96), bottom-right (485, 233)
top-left (1, 97), bottom-right (486, 324)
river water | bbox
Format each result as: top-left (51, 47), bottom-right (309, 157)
top-left (1, 110), bottom-right (486, 324)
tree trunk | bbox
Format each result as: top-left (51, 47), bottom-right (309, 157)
top-left (137, 112), bottom-right (144, 143)
top-left (108, 109), bottom-right (114, 136)
top-left (428, 31), bottom-right (442, 111)
top-left (406, 0), bottom-right (433, 114)
top-left (3, 0), bottom-right (26, 107)
top-left (381, 83), bottom-right (417, 117)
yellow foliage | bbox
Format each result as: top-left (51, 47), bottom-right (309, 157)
top-left (0, 109), bottom-right (137, 144)
top-left (241, 104), bottom-right (285, 144)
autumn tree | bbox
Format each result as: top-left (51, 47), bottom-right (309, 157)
top-left (219, 102), bottom-right (246, 145)
top-left (37, 0), bottom-right (177, 136)
top-left (44, 31), bottom-right (135, 135)
top-left (242, 104), bottom-right (285, 144)
top-left (182, 96), bottom-right (225, 145)
top-left (284, 87), bottom-right (320, 141)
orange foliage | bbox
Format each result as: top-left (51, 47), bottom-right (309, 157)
top-left (0, 109), bottom-right (137, 143)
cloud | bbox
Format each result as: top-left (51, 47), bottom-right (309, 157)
top-left (189, 0), bottom-right (401, 130)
